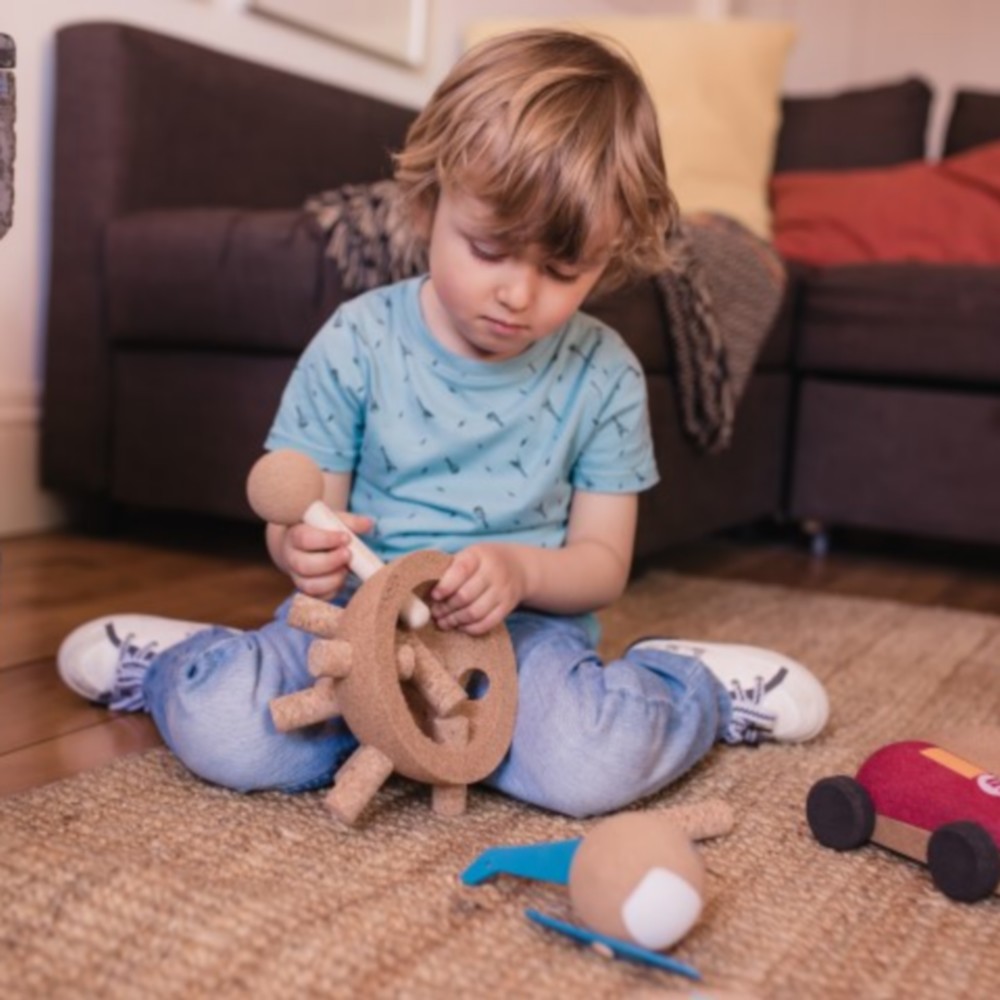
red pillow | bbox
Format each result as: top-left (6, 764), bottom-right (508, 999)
top-left (770, 140), bottom-right (1000, 265)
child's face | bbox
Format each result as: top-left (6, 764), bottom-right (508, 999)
top-left (419, 188), bottom-right (610, 363)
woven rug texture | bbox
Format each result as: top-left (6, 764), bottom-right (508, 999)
top-left (2, 573), bottom-right (999, 999)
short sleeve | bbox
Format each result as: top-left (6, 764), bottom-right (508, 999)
top-left (571, 360), bottom-right (659, 494)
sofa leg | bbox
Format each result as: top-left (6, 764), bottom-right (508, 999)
top-left (802, 519), bottom-right (830, 558)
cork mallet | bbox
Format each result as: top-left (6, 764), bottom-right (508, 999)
top-left (246, 449), bottom-right (431, 629)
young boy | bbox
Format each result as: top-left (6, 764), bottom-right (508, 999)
top-left (58, 29), bottom-right (828, 817)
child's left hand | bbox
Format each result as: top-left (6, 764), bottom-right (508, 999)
top-left (430, 544), bottom-right (528, 635)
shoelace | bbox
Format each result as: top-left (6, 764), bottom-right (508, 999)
top-left (723, 667), bottom-right (787, 746)
top-left (107, 628), bottom-right (160, 712)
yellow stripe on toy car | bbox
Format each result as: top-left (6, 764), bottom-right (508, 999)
top-left (921, 746), bottom-right (984, 779)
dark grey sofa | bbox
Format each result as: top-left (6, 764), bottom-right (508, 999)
top-left (790, 263), bottom-right (1000, 548)
top-left (41, 21), bottom-right (795, 561)
top-left (40, 22), bottom-right (1000, 556)
top-left (766, 76), bottom-right (1000, 549)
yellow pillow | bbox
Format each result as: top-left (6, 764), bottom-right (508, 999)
top-left (465, 18), bottom-right (796, 238)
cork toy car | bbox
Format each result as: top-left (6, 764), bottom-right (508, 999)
top-left (806, 736), bottom-right (1000, 902)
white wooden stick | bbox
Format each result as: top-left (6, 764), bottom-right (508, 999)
top-left (303, 500), bottom-right (431, 630)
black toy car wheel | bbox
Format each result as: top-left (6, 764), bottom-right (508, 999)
top-left (927, 821), bottom-right (1000, 902)
top-left (806, 775), bottom-right (876, 850)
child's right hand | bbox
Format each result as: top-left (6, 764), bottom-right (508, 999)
top-left (271, 512), bottom-right (374, 600)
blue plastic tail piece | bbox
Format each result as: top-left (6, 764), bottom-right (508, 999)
top-left (524, 909), bottom-right (701, 981)
top-left (460, 838), bottom-right (581, 887)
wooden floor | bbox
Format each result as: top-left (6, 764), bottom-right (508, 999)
top-left (3, 518), bottom-right (999, 799)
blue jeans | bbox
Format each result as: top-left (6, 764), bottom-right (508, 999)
top-left (143, 600), bottom-right (731, 817)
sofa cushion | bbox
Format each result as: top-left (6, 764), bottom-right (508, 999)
top-left (771, 140), bottom-right (1000, 266)
top-left (944, 88), bottom-right (1000, 156)
top-left (796, 263), bottom-right (1000, 382)
top-left (107, 208), bottom-right (347, 354)
top-left (106, 208), bottom-right (683, 366)
top-left (774, 77), bottom-right (932, 173)
top-left (107, 207), bottom-right (794, 375)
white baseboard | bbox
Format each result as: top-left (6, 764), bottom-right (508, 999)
top-left (0, 385), bottom-right (67, 538)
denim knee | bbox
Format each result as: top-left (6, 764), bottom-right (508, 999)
top-left (513, 688), bottom-right (688, 818)
top-left (487, 645), bottom-right (724, 818)
top-left (144, 624), bottom-right (355, 793)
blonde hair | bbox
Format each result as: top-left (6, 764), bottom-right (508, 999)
top-left (394, 29), bottom-right (678, 291)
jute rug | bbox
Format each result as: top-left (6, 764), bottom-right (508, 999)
top-left (2, 573), bottom-right (999, 999)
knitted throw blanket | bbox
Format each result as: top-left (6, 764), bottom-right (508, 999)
top-left (306, 181), bottom-right (785, 453)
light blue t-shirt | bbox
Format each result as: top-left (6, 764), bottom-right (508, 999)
top-left (266, 276), bottom-right (659, 561)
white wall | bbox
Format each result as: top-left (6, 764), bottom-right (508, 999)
top-left (748, 0), bottom-right (1000, 151)
top-left (2, 0), bottom-right (1000, 536)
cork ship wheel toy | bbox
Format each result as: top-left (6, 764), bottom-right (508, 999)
top-left (247, 450), bottom-right (518, 825)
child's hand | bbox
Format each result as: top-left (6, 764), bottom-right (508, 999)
top-left (275, 512), bottom-right (373, 600)
top-left (430, 544), bottom-right (528, 635)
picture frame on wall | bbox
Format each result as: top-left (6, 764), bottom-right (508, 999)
top-left (248, 0), bottom-right (429, 67)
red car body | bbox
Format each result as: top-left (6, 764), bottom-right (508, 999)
top-left (807, 737), bottom-right (1000, 900)
top-left (857, 739), bottom-right (1000, 845)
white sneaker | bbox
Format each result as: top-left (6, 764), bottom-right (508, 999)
top-left (627, 638), bottom-right (829, 745)
top-left (57, 614), bottom-right (215, 708)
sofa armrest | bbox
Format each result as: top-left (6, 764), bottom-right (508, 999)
top-left (42, 21), bottom-right (416, 498)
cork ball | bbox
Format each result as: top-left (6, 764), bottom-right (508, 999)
top-left (568, 812), bottom-right (705, 951)
top-left (246, 449), bottom-right (325, 525)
